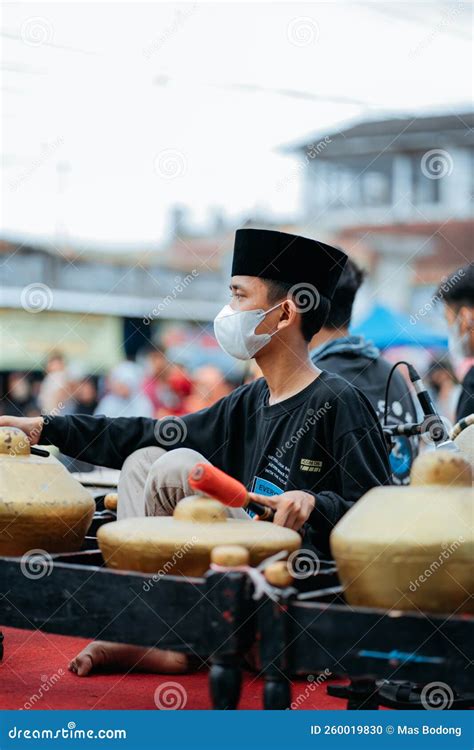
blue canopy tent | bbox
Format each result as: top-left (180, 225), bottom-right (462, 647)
top-left (351, 305), bottom-right (448, 350)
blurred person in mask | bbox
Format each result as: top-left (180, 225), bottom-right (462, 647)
top-left (1, 372), bottom-right (38, 417)
top-left (310, 258), bottom-right (418, 485)
top-left (436, 263), bottom-right (474, 421)
top-left (426, 358), bottom-right (460, 424)
top-left (38, 351), bottom-right (68, 414)
top-left (95, 361), bottom-right (153, 418)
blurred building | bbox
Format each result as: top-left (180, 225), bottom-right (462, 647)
top-left (285, 110), bottom-right (474, 314)
top-left (0, 218), bottom-right (230, 374)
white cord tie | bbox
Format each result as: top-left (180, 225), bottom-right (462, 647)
top-left (210, 550), bottom-right (288, 601)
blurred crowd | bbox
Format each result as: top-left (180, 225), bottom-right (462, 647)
top-left (0, 345), bottom-right (463, 427)
top-left (0, 346), bottom-right (248, 424)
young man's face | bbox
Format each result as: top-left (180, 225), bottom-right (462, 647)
top-left (229, 275), bottom-right (294, 339)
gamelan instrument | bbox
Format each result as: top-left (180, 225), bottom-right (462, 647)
top-left (451, 415), bottom-right (474, 468)
top-left (0, 425), bottom-right (473, 709)
top-left (0, 427), bottom-right (95, 555)
top-left (98, 462), bottom-right (300, 576)
top-left (330, 449), bottom-right (473, 614)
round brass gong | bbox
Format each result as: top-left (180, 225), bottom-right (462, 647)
top-left (330, 450), bottom-right (473, 614)
top-left (98, 496), bottom-right (301, 577)
top-left (0, 427), bottom-right (95, 555)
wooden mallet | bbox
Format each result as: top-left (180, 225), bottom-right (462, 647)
top-left (188, 463), bottom-right (274, 521)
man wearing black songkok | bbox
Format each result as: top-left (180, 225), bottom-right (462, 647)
top-left (1, 228), bottom-right (391, 676)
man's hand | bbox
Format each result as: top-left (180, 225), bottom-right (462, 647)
top-left (0, 416), bottom-right (44, 445)
top-left (248, 490), bottom-right (315, 531)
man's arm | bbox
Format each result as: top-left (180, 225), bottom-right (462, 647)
top-left (0, 414), bottom-right (160, 469)
top-left (0, 388), bottom-right (240, 469)
top-left (42, 414), bottom-right (159, 468)
top-left (456, 367), bottom-right (474, 421)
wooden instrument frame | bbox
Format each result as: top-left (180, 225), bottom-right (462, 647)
top-left (1, 502), bottom-right (472, 710)
top-left (0, 547), bottom-right (255, 710)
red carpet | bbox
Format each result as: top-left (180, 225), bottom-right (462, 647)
top-left (0, 626), bottom-right (344, 710)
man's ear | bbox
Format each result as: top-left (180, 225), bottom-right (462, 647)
top-left (277, 298), bottom-right (297, 330)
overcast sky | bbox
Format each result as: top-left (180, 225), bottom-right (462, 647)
top-left (1, 1), bottom-right (472, 248)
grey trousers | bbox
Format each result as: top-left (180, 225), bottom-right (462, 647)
top-left (117, 446), bottom-right (248, 521)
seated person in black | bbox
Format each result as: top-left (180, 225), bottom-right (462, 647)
top-left (1, 229), bottom-right (391, 676)
top-left (310, 259), bottom-right (418, 485)
top-left (436, 263), bottom-right (474, 422)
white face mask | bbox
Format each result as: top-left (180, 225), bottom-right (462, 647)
top-left (213, 302), bottom-right (282, 360)
top-left (448, 317), bottom-right (470, 374)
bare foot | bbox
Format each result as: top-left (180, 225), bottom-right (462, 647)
top-left (68, 641), bottom-right (191, 677)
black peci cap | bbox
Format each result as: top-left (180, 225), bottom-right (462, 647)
top-left (231, 228), bottom-right (347, 301)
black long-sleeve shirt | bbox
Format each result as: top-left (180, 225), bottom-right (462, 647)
top-left (42, 371), bottom-right (391, 554)
top-left (456, 366), bottom-right (474, 421)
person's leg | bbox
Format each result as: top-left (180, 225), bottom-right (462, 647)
top-left (119, 444), bottom-right (248, 519)
top-left (117, 446), bottom-right (166, 519)
top-left (144, 447), bottom-right (248, 519)
top-left (144, 447), bottom-right (208, 516)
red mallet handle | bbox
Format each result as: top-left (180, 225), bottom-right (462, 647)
top-left (188, 463), bottom-right (274, 520)
top-left (189, 463), bottom-right (247, 507)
